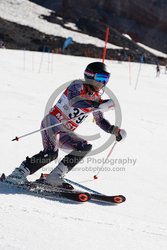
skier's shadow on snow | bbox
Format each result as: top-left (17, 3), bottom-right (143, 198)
top-left (0, 182), bottom-right (115, 206)
top-left (0, 182), bottom-right (80, 205)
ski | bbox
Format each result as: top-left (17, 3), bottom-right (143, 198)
top-left (26, 181), bottom-right (91, 202)
top-left (65, 178), bottom-right (126, 204)
top-left (0, 174), bottom-right (90, 203)
top-left (1, 174), bottom-right (126, 204)
top-left (90, 194), bottom-right (125, 204)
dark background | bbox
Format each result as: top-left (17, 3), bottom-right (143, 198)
top-left (1, 0), bottom-right (167, 63)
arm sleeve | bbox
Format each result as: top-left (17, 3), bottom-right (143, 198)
top-left (93, 111), bottom-right (114, 133)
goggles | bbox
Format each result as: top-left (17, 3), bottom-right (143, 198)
top-left (94, 73), bottom-right (110, 84)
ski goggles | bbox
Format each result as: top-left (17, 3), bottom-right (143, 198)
top-left (94, 73), bottom-right (110, 84)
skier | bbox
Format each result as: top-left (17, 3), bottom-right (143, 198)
top-left (7, 62), bottom-right (126, 189)
top-left (165, 64), bottom-right (167, 74)
top-left (156, 64), bottom-right (160, 77)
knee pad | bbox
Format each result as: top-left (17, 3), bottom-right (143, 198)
top-left (61, 144), bottom-right (92, 171)
top-left (81, 143), bottom-right (92, 152)
top-left (76, 141), bottom-right (92, 151)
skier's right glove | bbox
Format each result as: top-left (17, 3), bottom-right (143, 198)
top-left (109, 126), bottom-right (127, 142)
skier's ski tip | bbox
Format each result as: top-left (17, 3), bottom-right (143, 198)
top-left (113, 195), bottom-right (126, 203)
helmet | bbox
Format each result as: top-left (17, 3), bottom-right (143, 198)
top-left (84, 62), bottom-right (110, 92)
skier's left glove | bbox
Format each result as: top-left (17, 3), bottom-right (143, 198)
top-left (109, 126), bottom-right (127, 142)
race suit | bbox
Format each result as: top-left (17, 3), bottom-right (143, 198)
top-left (41, 79), bottom-right (113, 152)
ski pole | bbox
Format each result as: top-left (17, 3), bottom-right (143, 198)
top-left (134, 62), bottom-right (142, 90)
top-left (11, 108), bottom-right (102, 142)
top-left (94, 140), bottom-right (117, 179)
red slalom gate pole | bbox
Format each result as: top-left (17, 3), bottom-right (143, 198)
top-left (102, 27), bottom-right (109, 63)
top-left (92, 27), bottom-right (109, 123)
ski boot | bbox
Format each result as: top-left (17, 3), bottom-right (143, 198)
top-left (45, 162), bottom-right (74, 190)
top-left (6, 163), bottom-right (30, 185)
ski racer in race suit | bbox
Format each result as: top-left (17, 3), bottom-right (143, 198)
top-left (7, 62), bottom-right (126, 189)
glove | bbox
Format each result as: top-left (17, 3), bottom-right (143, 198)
top-left (109, 126), bottom-right (127, 142)
top-left (116, 129), bottom-right (127, 142)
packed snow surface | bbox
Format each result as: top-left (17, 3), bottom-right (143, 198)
top-left (0, 49), bottom-right (167, 250)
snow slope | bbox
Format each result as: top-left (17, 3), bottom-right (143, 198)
top-left (123, 34), bottom-right (167, 58)
top-left (137, 42), bottom-right (167, 58)
top-left (0, 0), bottom-right (121, 49)
top-left (0, 49), bottom-right (167, 250)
